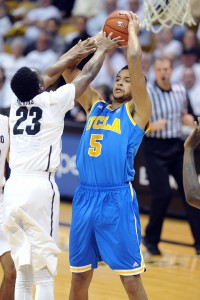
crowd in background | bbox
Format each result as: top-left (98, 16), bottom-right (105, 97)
top-left (0, 0), bottom-right (200, 122)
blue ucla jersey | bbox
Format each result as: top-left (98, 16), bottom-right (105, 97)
top-left (76, 100), bottom-right (146, 186)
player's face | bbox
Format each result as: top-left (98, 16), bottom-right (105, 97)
top-left (113, 69), bottom-right (132, 103)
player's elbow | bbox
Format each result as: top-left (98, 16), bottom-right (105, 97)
top-left (128, 50), bottom-right (142, 60)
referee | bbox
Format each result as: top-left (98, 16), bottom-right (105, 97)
top-left (142, 57), bottom-right (200, 255)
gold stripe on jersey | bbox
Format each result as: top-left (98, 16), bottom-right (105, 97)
top-left (89, 100), bottom-right (106, 116)
top-left (125, 103), bottom-right (150, 133)
top-left (125, 103), bottom-right (136, 125)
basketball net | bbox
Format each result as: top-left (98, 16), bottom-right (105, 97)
top-left (141, 0), bottom-right (196, 33)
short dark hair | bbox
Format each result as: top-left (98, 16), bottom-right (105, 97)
top-left (120, 65), bottom-right (128, 72)
top-left (10, 67), bottom-right (40, 102)
top-left (117, 65), bottom-right (128, 77)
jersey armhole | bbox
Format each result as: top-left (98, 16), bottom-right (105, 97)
top-left (125, 103), bottom-right (136, 125)
top-left (88, 100), bottom-right (106, 117)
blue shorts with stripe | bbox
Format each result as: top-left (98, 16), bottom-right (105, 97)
top-left (69, 183), bottom-right (146, 276)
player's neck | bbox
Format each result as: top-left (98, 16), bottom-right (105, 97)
top-left (110, 101), bottom-right (124, 110)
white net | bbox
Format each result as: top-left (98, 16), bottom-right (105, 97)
top-left (141, 0), bottom-right (196, 33)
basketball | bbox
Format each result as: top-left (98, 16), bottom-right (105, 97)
top-left (103, 10), bottom-right (129, 46)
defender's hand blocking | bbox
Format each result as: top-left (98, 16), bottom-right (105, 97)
top-left (68, 38), bottom-right (97, 62)
top-left (97, 32), bottom-right (124, 52)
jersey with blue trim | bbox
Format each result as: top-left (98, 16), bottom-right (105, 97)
top-left (76, 100), bottom-right (146, 186)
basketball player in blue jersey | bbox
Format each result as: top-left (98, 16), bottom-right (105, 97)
top-left (3, 35), bottom-right (122, 300)
top-left (63, 12), bottom-right (151, 300)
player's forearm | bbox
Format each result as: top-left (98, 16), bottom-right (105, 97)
top-left (127, 26), bottom-right (142, 59)
top-left (81, 47), bottom-right (107, 81)
top-left (45, 55), bottom-right (75, 79)
top-left (73, 47), bottom-right (107, 101)
top-left (42, 53), bottom-right (79, 88)
top-left (183, 148), bottom-right (200, 208)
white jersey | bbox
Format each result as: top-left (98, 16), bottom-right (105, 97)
top-left (9, 84), bottom-right (75, 172)
top-left (0, 114), bottom-right (9, 190)
top-left (0, 115), bottom-right (10, 255)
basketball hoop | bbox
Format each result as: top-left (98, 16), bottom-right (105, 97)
top-left (141, 0), bottom-right (196, 33)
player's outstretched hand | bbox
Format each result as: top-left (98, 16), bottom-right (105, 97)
top-left (67, 38), bottom-right (97, 61)
top-left (97, 32), bottom-right (124, 52)
top-left (184, 117), bottom-right (200, 150)
top-left (126, 11), bottom-right (141, 35)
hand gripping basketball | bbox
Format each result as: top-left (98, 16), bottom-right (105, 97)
top-left (103, 10), bottom-right (141, 46)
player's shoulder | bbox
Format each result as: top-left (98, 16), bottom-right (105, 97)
top-left (90, 99), bottom-right (106, 112)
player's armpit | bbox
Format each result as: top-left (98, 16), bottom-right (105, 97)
top-left (75, 86), bottom-right (103, 114)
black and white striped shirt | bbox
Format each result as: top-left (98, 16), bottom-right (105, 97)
top-left (147, 81), bottom-right (187, 139)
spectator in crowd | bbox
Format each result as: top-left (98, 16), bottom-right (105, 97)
top-left (26, 31), bottom-right (58, 73)
top-left (66, 16), bottom-right (92, 70)
top-left (86, 0), bottom-right (118, 36)
top-left (45, 18), bottom-right (66, 56)
top-left (65, 15), bottom-right (89, 48)
top-left (153, 28), bottom-right (183, 63)
top-left (53, 0), bottom-right (75, 18)
top-left (0, 67), bottom-right (13, 115)
top-left (142, 57), bottom-right (200, 256)
top-left (182, 67), bottom-right (200, 120)
top-left (3, 38), bottom-right (27, 80)
top-left (72, 0), bottom-right (104, 18)
top-left (22, 0), bottom-right (61, 42)
top-left (171, 48), bottom-right (200, 83)
top-left (141, 51), bottom-right (154, 82)
top-left (182, 29), bottom-right (199, 51)
top-left (183, 117), bottom-right (200, 209)
top-left (0, 3), bottom-right (12, 37)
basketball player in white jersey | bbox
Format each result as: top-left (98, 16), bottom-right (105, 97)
top-left (3, 34), bottom-right (122, 300)
top-left (0, 114), bottom-right (16, 300)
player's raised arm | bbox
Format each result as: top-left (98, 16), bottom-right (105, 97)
top-left (41, 39), bottom-right (97, 89)
top-left (126, 12), bottom-right (152, 130)
top-left (183, 117), bottom-right (200, 208)
top-left (71, 33), bottom-right (123, 113)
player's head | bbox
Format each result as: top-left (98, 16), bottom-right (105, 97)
top-left (11, 67), bottom-right (44, 102)
top-left (154, 57), bottom-right (173, 85)
top-left (112, 65), bottom-right (132, 103)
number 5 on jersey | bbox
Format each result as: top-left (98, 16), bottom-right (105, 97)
top-left (88, 134), bottom-right (103, 157)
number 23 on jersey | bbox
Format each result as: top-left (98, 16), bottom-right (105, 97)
top-left (13, 107), bottom-right (43, 136)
